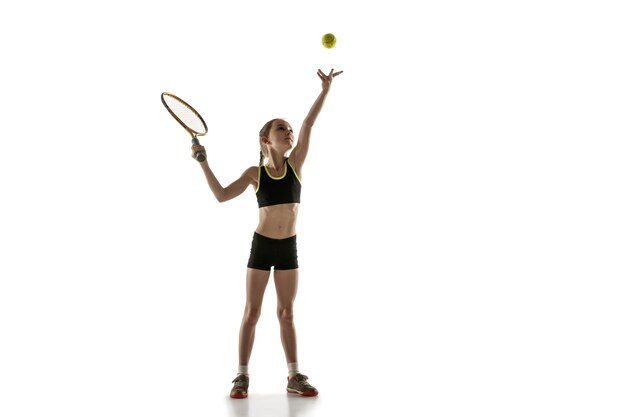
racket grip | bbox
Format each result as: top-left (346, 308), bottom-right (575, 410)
top-left (192, 138), bottom-right (206, 162)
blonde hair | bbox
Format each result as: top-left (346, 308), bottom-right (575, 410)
top-left (258, 118), bottom-right (280, 167)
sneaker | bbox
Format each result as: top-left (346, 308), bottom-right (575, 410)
top-left (230, 374), bottom-right (249, 399)
top-left (286, 373), bottom-right (318, 397)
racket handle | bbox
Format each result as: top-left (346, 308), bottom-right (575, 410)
top-left (192, 138), bottom-right (206, 162)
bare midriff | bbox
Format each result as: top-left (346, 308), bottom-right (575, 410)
top-left (256, 203), bottom-right (299, 239)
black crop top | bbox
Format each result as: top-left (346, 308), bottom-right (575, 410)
top-left (256, 159), bottom-right (302, 208)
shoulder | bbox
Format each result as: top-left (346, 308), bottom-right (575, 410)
top-left (243, 166), bottom-right (259, 180)
top-left (243, 165), bottom-right (260, 187)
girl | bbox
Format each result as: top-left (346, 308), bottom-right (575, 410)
top-left (191, 69), bottom-right (342, 398)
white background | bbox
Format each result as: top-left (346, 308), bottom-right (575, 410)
top-left (1, 1), bottom-right (625, 416)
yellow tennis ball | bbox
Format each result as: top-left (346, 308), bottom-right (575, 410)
top-left (322, 33), bottom-right (336, 49)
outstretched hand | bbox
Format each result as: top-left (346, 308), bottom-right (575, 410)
top-left (317, 68), bottom-right (343, 90)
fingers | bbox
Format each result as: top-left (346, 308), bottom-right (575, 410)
top-left (191, 144), bottom-right (206, 159)
top-left (317, 68), bottom-right (343, 80)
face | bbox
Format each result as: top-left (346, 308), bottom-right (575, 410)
top-left (264, 120), bottom-right (294, 151)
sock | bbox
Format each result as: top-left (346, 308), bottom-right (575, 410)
top-left (237, 365), bottom-right (249, 376)
top-left (287, 362), bottom-right (299, 378)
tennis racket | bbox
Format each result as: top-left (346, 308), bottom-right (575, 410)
top-left (161, 92), bottom-right (207, 162)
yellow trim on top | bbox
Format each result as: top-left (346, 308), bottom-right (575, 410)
top-left (255, 166), bottom-right (261, 193)
top-left (287, 159), bottom-right (302, 184)
top-left (264, 160), bottom-right (287, 180)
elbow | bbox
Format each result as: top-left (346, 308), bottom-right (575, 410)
top-left (215, 192), bottom-right (231, 203)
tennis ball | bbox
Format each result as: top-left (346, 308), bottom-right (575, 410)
top-left (322, 33), bottom-right (336, 49)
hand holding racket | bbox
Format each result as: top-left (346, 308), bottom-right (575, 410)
top-left (161, 92), bottom-right (207, 162)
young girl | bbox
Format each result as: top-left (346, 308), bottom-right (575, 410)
top-left (191, 69), bottom-right (342, 398)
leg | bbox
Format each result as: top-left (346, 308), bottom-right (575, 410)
top-left (274, 268), bottom-right (299, 363)
top-left (278, 270), bottom-right (319, 396)
top-left (238, 268), bottom-right (271, 366)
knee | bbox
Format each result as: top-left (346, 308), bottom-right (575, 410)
top-left (277, 306), bottom-right (294, 324)
top-left (244, 306), bottom-right (262, 325)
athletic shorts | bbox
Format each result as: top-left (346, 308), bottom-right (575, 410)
top-left (247, 232), bottom-right (298, 271)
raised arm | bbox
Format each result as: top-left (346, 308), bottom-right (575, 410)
top-left (192, 144), bottom-right (257, 203)
top-left (289, 69), bottom-right (342, 172)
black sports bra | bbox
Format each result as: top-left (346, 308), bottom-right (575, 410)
top-left (255, 159), bottom-right (301, 208)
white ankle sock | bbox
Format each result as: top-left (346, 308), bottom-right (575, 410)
top-left (238, 365), bottom-right (249, 376)
top-left (287, 362), bottom-right (299, 378)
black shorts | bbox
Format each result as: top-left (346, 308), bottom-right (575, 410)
top-left (247, 232), bottom-right (298, 271)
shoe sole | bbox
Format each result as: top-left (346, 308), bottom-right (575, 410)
top-left (230, 393), bottom-right (248, 399)
top-left (287, 389), bottom-right (318, 397)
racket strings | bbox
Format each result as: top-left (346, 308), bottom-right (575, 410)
top-left (162, 94), bottom-right (207, 135)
